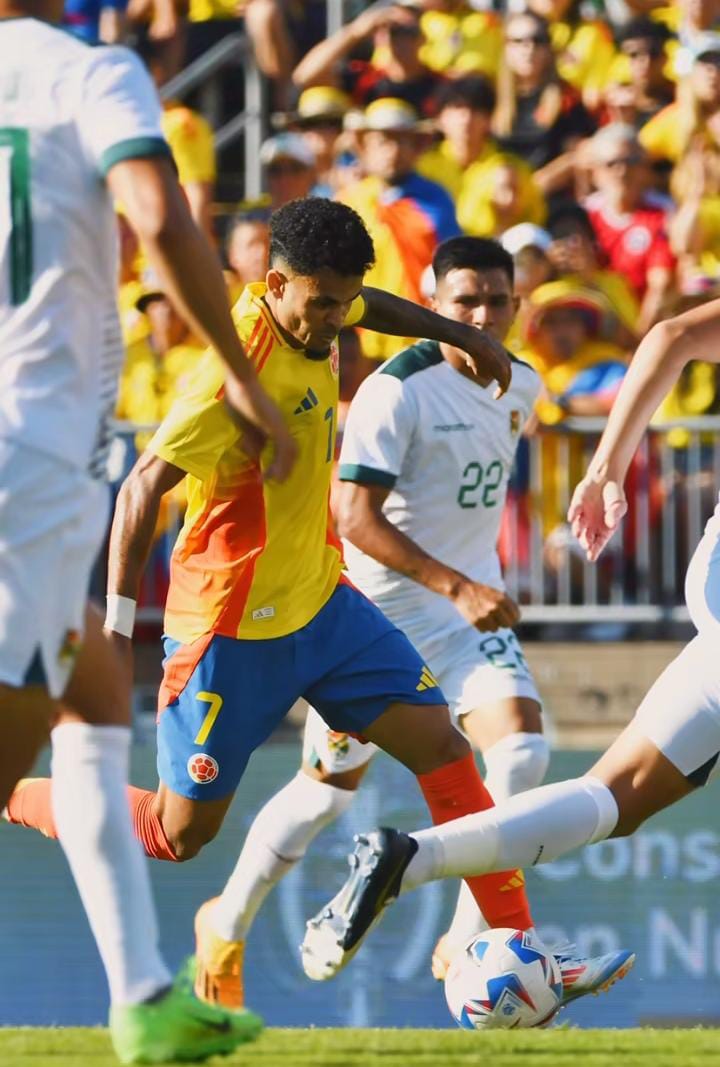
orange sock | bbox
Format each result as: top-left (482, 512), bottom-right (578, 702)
top-left (417, 752), bottom-right (533, 931)
top-left (6, 778), bottom-right (57, 837)
top-left (6, 778), bottom-right (179, 861)
top-left (126, 786), bottom-right (179, 861)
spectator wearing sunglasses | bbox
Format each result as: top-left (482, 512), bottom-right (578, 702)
top-left (526, 0), bottom-right (616, 110)
top-left (585, 123), bottom-right (675, 334)
top-left (493, 12), bottom-right (595, 196)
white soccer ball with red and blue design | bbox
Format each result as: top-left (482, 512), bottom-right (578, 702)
top-left (444, 928), bottom-right (563, 1030)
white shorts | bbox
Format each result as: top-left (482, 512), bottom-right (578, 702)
top-left (0, 439), bottom-right (108, 698)
top-left (302, 625), bottom-right (541, 774)
top-left (633, 514), bottom-right (720, 785)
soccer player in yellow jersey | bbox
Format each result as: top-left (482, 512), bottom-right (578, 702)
top-left (7, 198), bottom-right (532, 1010)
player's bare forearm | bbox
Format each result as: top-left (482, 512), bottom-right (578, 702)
top-left (359, 287), bottom-right (511, 395)
top-left (360, 287), bottom-right (474, 347)
top-left (336, 483), bottom-right (464, 598)
top-left (587, 316), bottom-right (696, 484)
top-left (107, 452), bottom-right (185, 601)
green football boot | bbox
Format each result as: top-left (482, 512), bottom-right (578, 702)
top-left (109, 974), bottom-right (263, 1064)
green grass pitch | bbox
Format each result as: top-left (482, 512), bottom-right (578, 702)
top-left (1, 1028), bottom-right (719, 1066)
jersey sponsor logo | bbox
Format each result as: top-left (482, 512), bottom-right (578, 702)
top-left (329, 343), bottom-right (340, 377)
top-left (433, 422), bottom-right (474, 432)
top-left (252, 605), bottom-right (276, 620)
top-left (416, 665), bottom-right (440, 692)
top-left (187, 753), bottom-right (219, 784)
top-left (294, 387), bottom-right (320, 414)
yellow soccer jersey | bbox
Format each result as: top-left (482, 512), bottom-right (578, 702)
top-left (148, 282), bottom-right (365, 644)
top-left (161, 102), bottom-right (216, 185)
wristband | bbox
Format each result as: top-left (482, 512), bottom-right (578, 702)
top-left (105, 594), bottom-right (137, 638)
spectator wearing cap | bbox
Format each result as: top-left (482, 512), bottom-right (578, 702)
top-left (545, 201), bottom-right (639, 346)
top-left (274, 87), bottom-right (352, 198)
top-left (519, 282), bottom-right (628, 549)
top-left (494, 12), bottom-right (596, 195)
top-left (293, 3), bottom-right (443, 119)
top-left (339, 96), bottom-right (460, 361)
top-left (417, 76), bottom-right (545, 235)
top-left (117, 272), bottom-right (204, 446)
top-left (640, 32), bottom-right (720, 165)
top-left (499, 223), bottom-right (554, 352)
top-left (260, 132), bottom-right (315, 208)
top-left (585, 123), bottom-right (675, 334)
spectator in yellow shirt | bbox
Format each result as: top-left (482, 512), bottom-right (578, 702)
top-left (640, 33), bottom-right (720, 165)
top-left (338, 97), bottom-right (460, 361)
top-left (527, 0), bottom-right (616, 108)
top-left (224, 208), bottom-right (270, 304)
top-left (117, 274), bottom-right (205, 441)
top-left (417, 76), bottom-right (546, 235)
top-left (418, 0), bottom-right (503, 79)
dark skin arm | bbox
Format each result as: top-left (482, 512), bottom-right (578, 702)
top-left (107, 451), bottom-right (185, 601)
top-left (358, 286), bottom-right (512, 397)
top-left (336, 481), bottom-right (520, 632)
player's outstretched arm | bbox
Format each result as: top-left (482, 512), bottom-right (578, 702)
top-left (358, 286), bottom-right (512, 398)
top-left (105, 452), bottom-right (185, 640)
top-left (570, 298), bottom-right (720, 561)
top-left (107, 157), bottom-right (297, 482)
top-left (337, 482), bottom-right (519, 632)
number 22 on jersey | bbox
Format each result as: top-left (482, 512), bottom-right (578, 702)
top-left (0, 127), bottom-right (32, 306)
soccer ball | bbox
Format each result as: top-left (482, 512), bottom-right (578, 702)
top-left (444, 928), bottom-right (563, 1030)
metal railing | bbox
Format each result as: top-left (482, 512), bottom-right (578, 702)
top-left (109, 417), bottom-right (720, 629)
top-left (160, 32), bottom-right (265, 200)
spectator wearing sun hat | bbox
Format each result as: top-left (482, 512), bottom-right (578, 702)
top-left (260, 131), bottom-right (316, 209)
top-left (273, 87), bottom-right (352, 198)
top-left (338, 96), bottom-right (460, 361)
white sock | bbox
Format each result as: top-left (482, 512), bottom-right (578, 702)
top-left (443, 734), bottom-right (549, 950)
top-left (51, 723), bottom-right (171, 1006)
top-left (402, 775), bottom-right (619, 892)
top-left (211, 771), bottom-right (355, 941)
top-left (482, 732), bottom-right (550, 802)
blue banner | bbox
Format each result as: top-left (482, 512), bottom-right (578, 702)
top-left (1, 740), bottom-right (719, 1029)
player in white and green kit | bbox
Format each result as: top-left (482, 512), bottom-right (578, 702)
top-left (0, 2), bottom-right (293, 1060)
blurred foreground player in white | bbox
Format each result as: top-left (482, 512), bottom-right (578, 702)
top-left (193, 238), bottom-right (631, 1009)
top-left (302, 292), bottom-right (720, 974)
top-left (0, 1), bottom-right (295, 1060)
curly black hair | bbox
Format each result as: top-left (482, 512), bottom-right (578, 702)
top-left (269, 198), bottom-right (375, 278)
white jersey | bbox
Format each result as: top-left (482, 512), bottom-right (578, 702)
top-left (0, 18), bottom-right (168, 476)
top-left (339, 340), bottom-right (540, 645)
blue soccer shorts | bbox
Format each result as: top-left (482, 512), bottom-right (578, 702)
top-left (156, 581), bottom-right (446, 799)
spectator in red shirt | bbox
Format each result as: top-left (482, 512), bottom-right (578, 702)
top-left (584, 122), bottom-right (675, 335)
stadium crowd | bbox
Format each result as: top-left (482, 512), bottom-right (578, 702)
top-left (97, 0), bottom-right (720, 608)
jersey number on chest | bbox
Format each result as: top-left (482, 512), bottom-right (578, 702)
top-left (457, 459), bottom-right (503, 509)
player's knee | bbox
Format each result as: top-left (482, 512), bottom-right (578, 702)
top-left (483, 732), bottom-right (550, 797)
top-left (433, 727), bottom-right (472, 770)
top-left (164, 821), bottom-right (220, 861)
